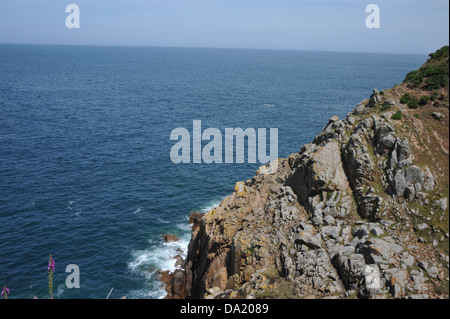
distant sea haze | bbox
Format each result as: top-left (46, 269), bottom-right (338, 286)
top-left (0, 44), bottom-right (425, 298)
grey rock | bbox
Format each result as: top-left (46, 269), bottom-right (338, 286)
top-left (383, 98), bottom-right (397, 106)
top-left (431, 112), bottom-right (445, 120)
top-left (328, 226), bottom-right (340, 240)
top-left (353, 103), bottom-right (368, 115)
top-left (396, 137), bottom-right (412, 163)
top-left (323, 214), bottom-right (336, 225)
top-left (367, 89), bottom-right (380, 108)
top-left (393, 165), bottom-right (425, 198)
top-left (296, 249), bottom-right (345, 293)
top-left (408, 294), bottom-right (429, 299)
top-left (434, 198), bottom-right (448, 211)
top-left (358, 238), bottom-right (403, 265)
top-left (417, 223), bottom-right (429, 231)
top-left (353, 225), bottom-right (369, 238)
top-left (427, 266), bottom-right (439, 279)
top-left (328, 115), bottom-right (339, 123)
top-left (297, 230), bottom-right (322, 250)
top-left (381, 132), bottom-right (397, 149)
top-left (416, 192), bottom-right (428, 200)
top-left (370, 225), bottom-right (385, 237)
top-left (423, 167), bottom-right (435, 191)
top-left (418, 260), bottom-right (429, 272)
top-left (404, 185), bottom-right (416, 200)
top-left (384, 268), bottom-right (408, 298)
top-left (333, 251), bottom-right (366, 290)
top-left (312, 216), bottom-right (323, 226)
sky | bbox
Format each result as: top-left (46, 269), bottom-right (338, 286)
top-left (0, 0), bottom-right (448, 54)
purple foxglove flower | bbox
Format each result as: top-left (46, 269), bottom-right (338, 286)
top-left (1, 286), bottom-right (9, 297)
top-left (48, 256), bottom-right (55, 272)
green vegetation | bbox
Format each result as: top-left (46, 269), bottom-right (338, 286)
top-left (326, 190), bottom-right (333, 201)
top-left (419, 95), bottom-right (430, 106)
top-left (404, 45), bottom-right (449, 91)
top-left (255, 278), bottom-right (297, 299)
top-left (414, 113), bottom-right (420, 119)
top-left (379, 90), bottom-right (385, 95)
top-left (430, 91), bottom-right (439, 101)
top-left (408, 97), bottom-right (419, 109)
top-left (391, 111), bottom-right (402, 120)
top-left (381, 104), bottom-right (391, 111)
top-left (400, 93), bottom-right (411, 104)
top-left (428, 45), bottom-right (449, 62)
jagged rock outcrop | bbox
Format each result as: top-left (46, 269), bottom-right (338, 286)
top-left (162, 51), bottom-right (449, 299)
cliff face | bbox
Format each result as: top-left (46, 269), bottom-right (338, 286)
top-left (163, 47), bottom-right (449, 299)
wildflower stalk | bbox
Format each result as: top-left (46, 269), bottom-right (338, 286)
top-left (1, 286), bottom-right (10, 299)
top-left (48, 254), bottom-right (55, 299)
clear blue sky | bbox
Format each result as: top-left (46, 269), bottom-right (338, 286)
top-left (0, 0), bottom-right (448, 54)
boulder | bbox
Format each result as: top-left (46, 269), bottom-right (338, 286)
top-left (434, 198), bottom-right (448, 211)
top-left (384, 268), bottom-right (408, 298)
top-left (332, 246), bottom-right (366, 290)
top-left (393, 165), bottom-right (425, 198)
top-left (358, 237), bottom-right (403, 266)
top-left (370, 225), bottom-right (384, 237)
top-left (163, 234), bottom-right (179, 242)
top-left (353, 103), bottom-right (368, 115)
top-left (296, 249), bottom-right (345, 293)
top-left (431, 112), bottom-right (445, 120)
top-left (367, 89), bottom-right (380, 108)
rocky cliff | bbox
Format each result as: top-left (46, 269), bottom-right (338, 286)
top-left (162, 46), bottom-right (449, 299)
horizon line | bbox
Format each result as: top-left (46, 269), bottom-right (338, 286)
top-left (0, 41), bottom-right (435, 57)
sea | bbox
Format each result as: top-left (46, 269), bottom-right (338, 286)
top-left (0, 44), bottom-right (425, 299)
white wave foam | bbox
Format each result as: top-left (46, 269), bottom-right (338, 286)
top-left (199, 196), bottom-right (228, 213)
top-left (127, 223), bottom-right (191, 299)
top-left (127, 196), bottom-right (228, 298)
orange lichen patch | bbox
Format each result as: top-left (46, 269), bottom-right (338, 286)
top-left (234, 181), bottom-right (248, 198)
top-left (370, 244), bottom-right (382, 255)
top-left (391, 277), bottom-right (396, 286)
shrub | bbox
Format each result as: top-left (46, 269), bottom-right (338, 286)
top-left (408, 97), bottom-right (419, 109)
top-left (430, 91), bottom-right (439, 101)
top-left (404, 45), bottom-right (449, 90)
top-left (400, 93), bottom-right (411, 104)
top-left (379, 90), bottom-right (385, 95)
top-left (419, 95), bottom-right (429, 105)
top-left (414, 114), bottom-right (420, 118)
top-left (391, 111), bottom-right (402, 120)
top-left (424, 71), bottom-right (449, 90)
top-left (428, 45), bottom-right (449, 62)
top-left (381, 104), bottom-right (391, 111)
top-left (404, 70), bottom-right (423, 88)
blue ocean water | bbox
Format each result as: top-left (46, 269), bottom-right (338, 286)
top-left (0, 44), bottom-right (424, 299)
